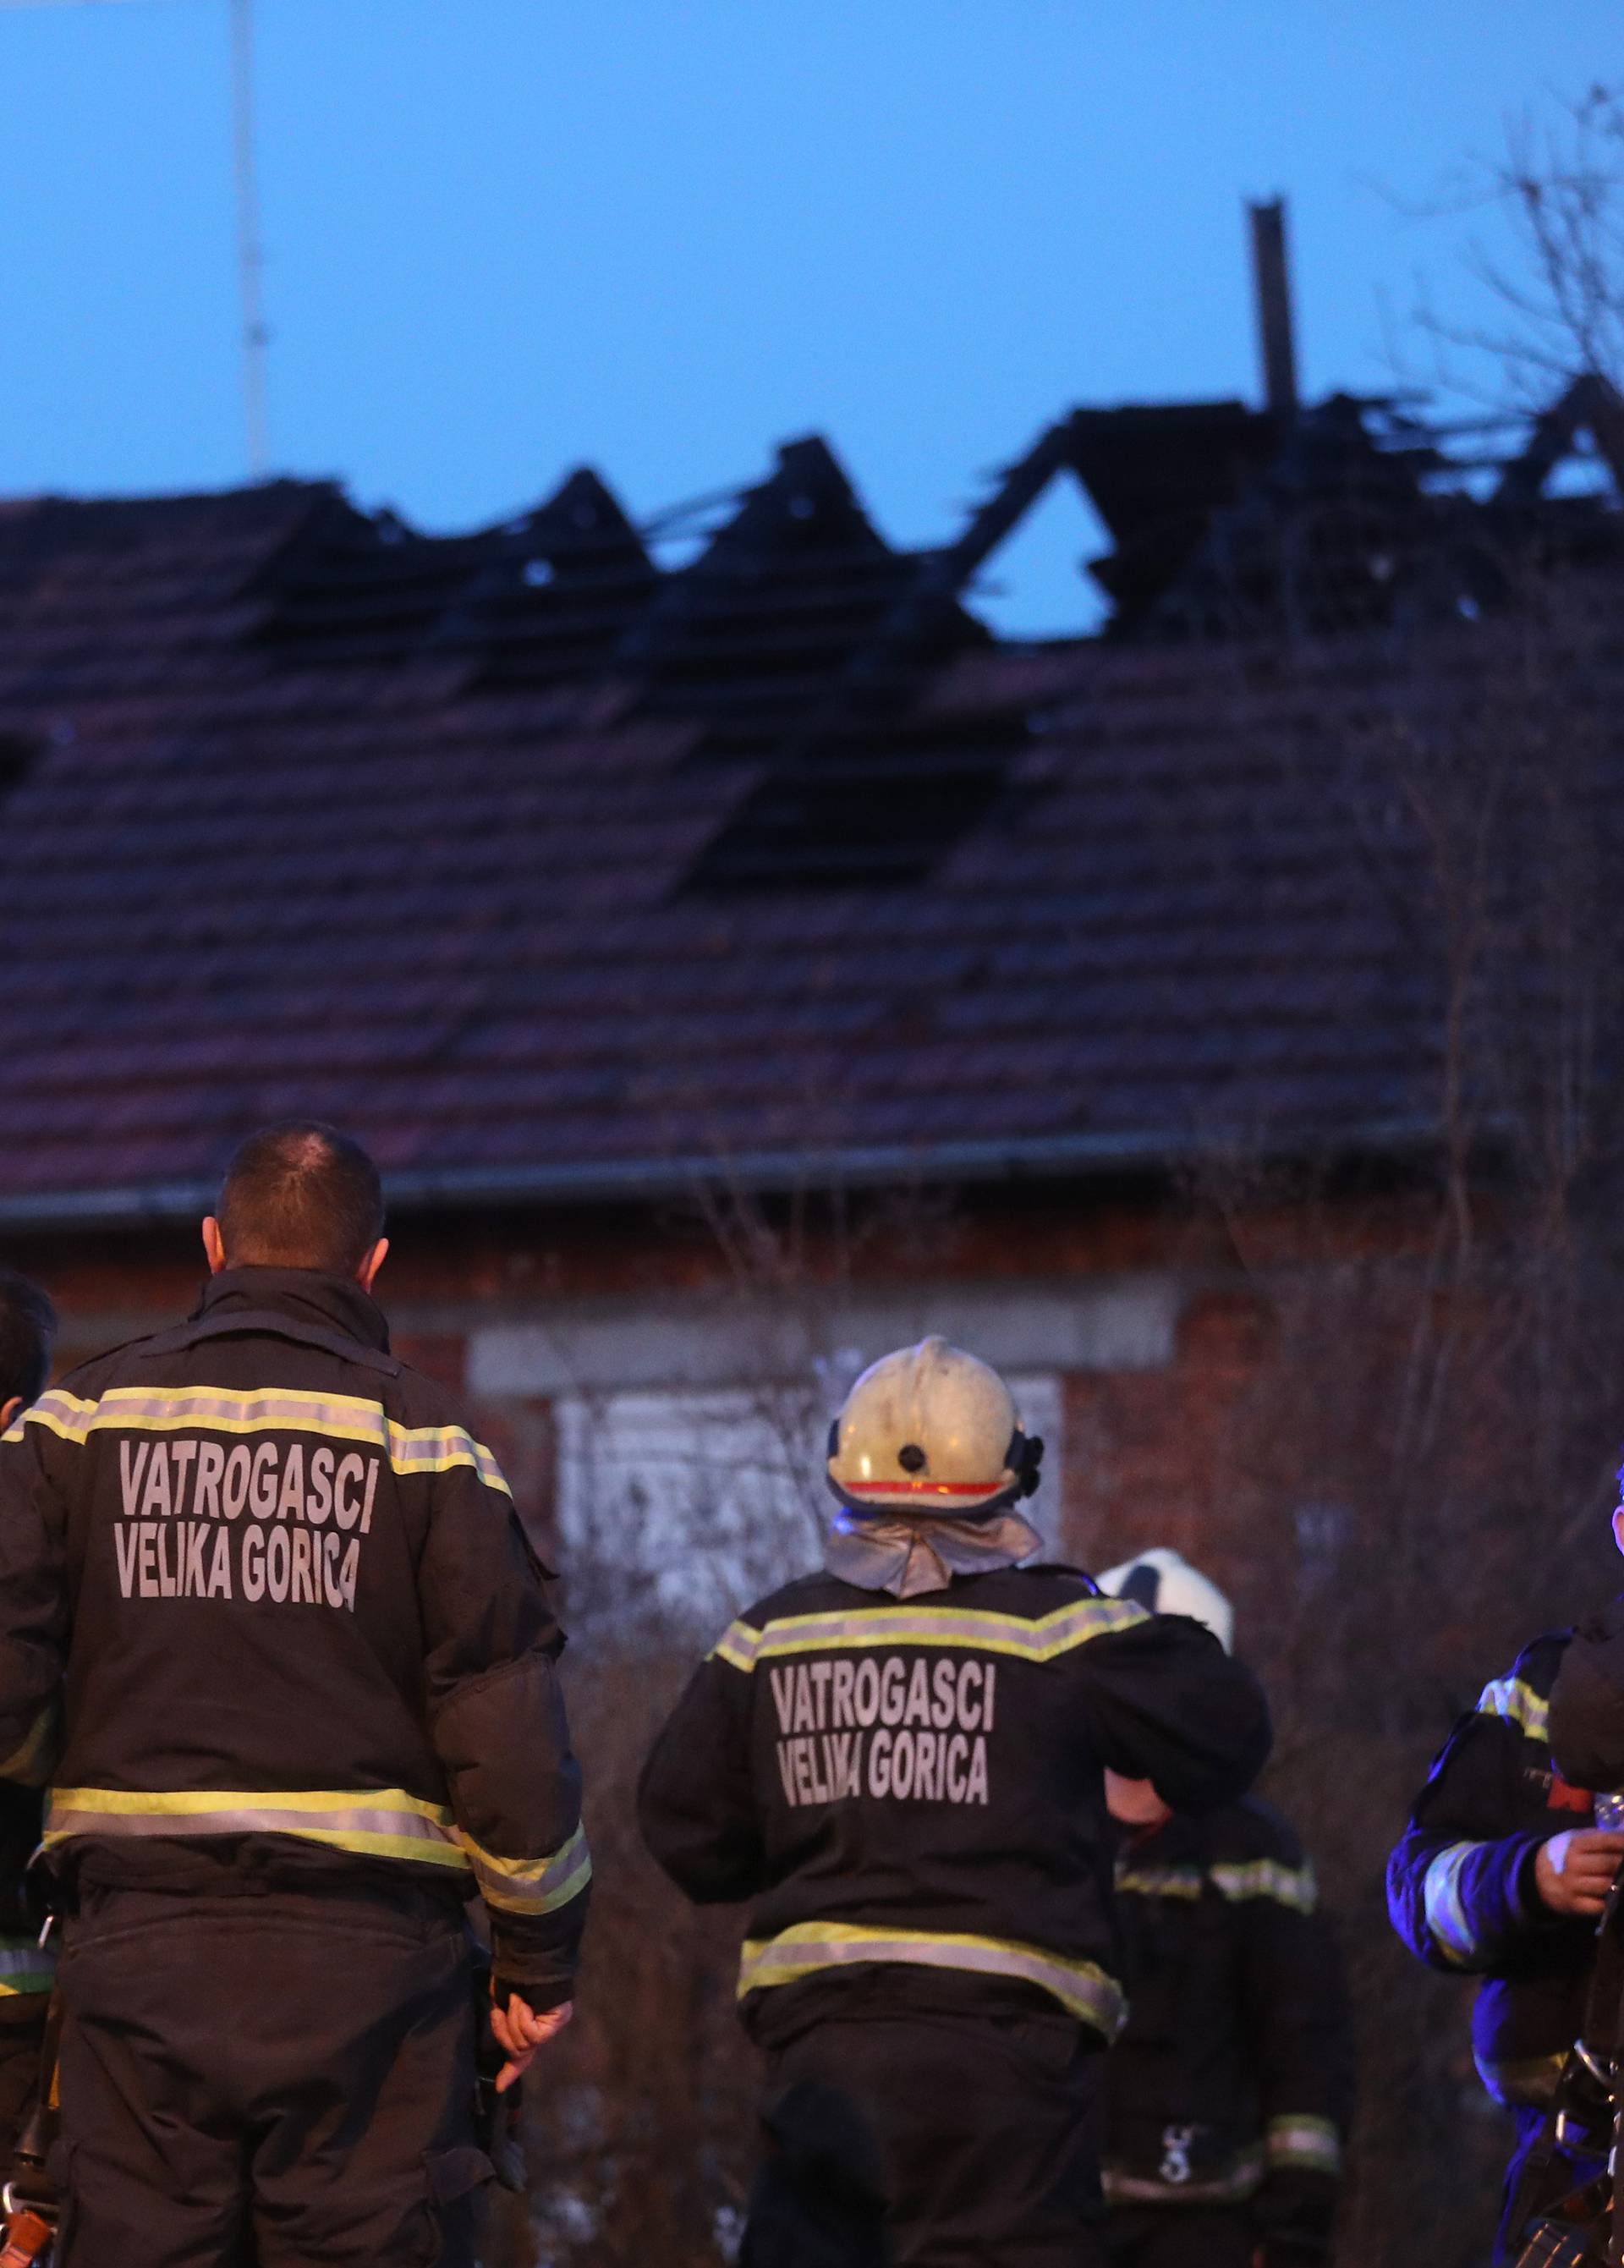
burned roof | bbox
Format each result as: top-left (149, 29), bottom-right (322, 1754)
top-left (0, 395), bottom-right (1620, 1227)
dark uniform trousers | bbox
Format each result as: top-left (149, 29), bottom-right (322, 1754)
top-left (55, 1883), bottom-right (489, 2268)
top-left (1105, 2206), bottom-right (1255, 2267)
top-left (741, 2008), bottom-right (1110, 2268)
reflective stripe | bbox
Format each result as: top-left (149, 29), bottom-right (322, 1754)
top-left (1102, 2148), bottom-right (1265, 2205)
top-left (0, 1940), bottom-right (55, 1999)
top-left (737, 1922), bottom-right (1127, 2036)
top-left (0, 1705), bottom-right (58, 1787)
top-left (710, 1596), bottom-right (1148, 1671)
top-left (460, 1822), bottom-right (591, 1917)
top-left (0, 1940), bottom-right (54, 1999)
top-left (1476, 2047), bottom-right (1570, 2108)
top-left (45, 1786), bottom-right (471, 1872)
top-left (1477, 1675), bottom-right (1549, 1744)
top-left (1423, 1840), bottom-right (1488, 1966)
top-left (1210, 1859), bottom-right (1317, 1914)
top-left (15, 1387), bottom-right (510, 1497)
top-left (1114, 1864), bottom-right (1204, 1900)
top-left (1266, 2115), bottom-right (1341, 2176)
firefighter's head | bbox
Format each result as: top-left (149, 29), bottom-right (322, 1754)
top-left (1098, 1548), bottom-right (1234, 1830)
top-left (204, 1120), bottom-right (389, 1289)
top-left (0, 1268), bottom-right (57, 1434)
top-left (826, 1337), bottom-right (1043, 1522)
top-left (1097, 1547), bottom-right (1234, 1655)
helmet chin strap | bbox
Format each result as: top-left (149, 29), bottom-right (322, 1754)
top-left (825, 1504), bottom-right (1044, 1600)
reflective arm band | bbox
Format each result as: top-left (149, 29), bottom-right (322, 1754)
top-left (1422, 1839), bottom-right (1490, 1967)
top-left (1265, 2115), bottom-right (1342, 2177)
top-left (1209, 1858), bottom-right (1318, 1914)
top-left (459, 1822), bottom-right (592, 1917)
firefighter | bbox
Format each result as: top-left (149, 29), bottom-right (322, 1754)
top-left (637, 1337), bottom-right (1271, 2267)
top-left (1096, 1550), bottom-right (1352, 2268)
top-left (0, 1121), bottom-right (590, 2268)
top-left (0, 1273), bottom-right (59, 2170)
top-left (1387, 1606), bottom-right (1622, 2256)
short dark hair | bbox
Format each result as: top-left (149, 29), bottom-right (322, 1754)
top-left (217, 1121), bottom-right (385, 1275)
top-left (0, 1271), bottom-right (57, 1409)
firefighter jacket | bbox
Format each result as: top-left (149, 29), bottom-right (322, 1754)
top-left (1387, 1631), bottom-right (1593, 2112)
top-left (637, 1561), bottom-right (1271, 2046)
top-left (1104, 1798), bottom-right (1353, 2260)
top-left (0, 1268), bottom-right (590, 2006)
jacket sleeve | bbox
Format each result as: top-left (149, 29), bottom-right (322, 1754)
top-left (417, 1442), bottom-right (590, 2010)
top-left (0, 1404), bottom-right (72, 1783)
top-left (637, 1646), bottom-right (763, 1903)
top-left (1235, 1812), bottom-right (1354, 2265)
top-left (1386, 1666), bottom-right (1564, 1975)
top-left (1075, 1611), bottom-right (1271, 1812)
top-left (1549, 1602), bottom-right (1624, 1793)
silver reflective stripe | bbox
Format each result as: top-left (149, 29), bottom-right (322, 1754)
top-left (738, 1922), bottom-right (1126, 2036)
top-left (461, 1823), bottom-right (592, 1916)
top-left (1102, 2148), bottom-right (1265, 2205)
top-left (1423, 1840), bottom-right (1488, 1967)
top-left (711, 1596), bottom-right (1148, 1672)
top-left (45, 1786), bottom-right (470, 1872)
top-left (15, 1387), bottom-right (512, 1497)
top-left (1265, 2116), bottom-right (1341, 2175)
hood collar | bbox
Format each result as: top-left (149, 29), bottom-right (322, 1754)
top-left (825, 1505), bottom-right (1042, 1600)
top-left (195, 1267), bottom-right (391, 1353)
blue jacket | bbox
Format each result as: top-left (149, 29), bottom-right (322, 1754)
top-left (1387, 1631), bottom-right (1594, 2111)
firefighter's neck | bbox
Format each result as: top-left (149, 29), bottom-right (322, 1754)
top-left (1104, 1770), bottom-right (1173, 1831)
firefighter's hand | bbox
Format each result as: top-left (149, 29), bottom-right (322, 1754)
top-left (490, 1990), bottom-right (573, 2092)
top-left (1534, 1830), bottom-right (1624, 1914)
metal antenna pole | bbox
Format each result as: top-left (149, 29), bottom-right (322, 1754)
top-left (230, 0), bottom-right (269, 476)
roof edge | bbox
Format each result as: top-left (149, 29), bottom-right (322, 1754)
top-left (0, 1118), bottom-right (1446, 1234)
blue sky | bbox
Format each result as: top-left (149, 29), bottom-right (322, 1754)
top-left (0, 1), bottom-right (1616, 629)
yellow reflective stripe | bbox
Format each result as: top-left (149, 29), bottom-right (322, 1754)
top-left (44, 1785), bottom-right (471, 1872)
top-left (1114, 1864), bottom-right (1204, 1900)
top-left (1103, 2147), bottom-right (1265, 2205)
top-left (1423, 1840), bottom-right (1488, 1966)
top-left (1476, 2047), bottom-right (1570, 2108)
top-left (0, 1939), bottom-right (55, 1998)
top-left (14, 1388), bottom-right (510, 1497)
top-left (1266, 2115), bottom-right (1341, 2176)
top-left (710, 1596), bottom-right (1148, 1670)
top-left (0, 1705), bottom-right (58, 1787)
top-left (9, 1388), bottom-right (97, 1446)
top-left (1476, 1674), bottom-right (1549, 1744)
top-left (459, 1822), bottom-right (591, 1916)
top-left (1209, 1859), bottom-right (1318, 1914)
top-left (738, 1922), bottom-right (1127, 2035)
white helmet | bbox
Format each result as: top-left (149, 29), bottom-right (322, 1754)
top-left (826, 1337), bottom-right (1043, 1518)
top-left (1097, 1546), bottom-right (1233, 1654)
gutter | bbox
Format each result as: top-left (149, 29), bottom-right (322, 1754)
top-left (0, 1116), bottom-right (1447, 1234)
